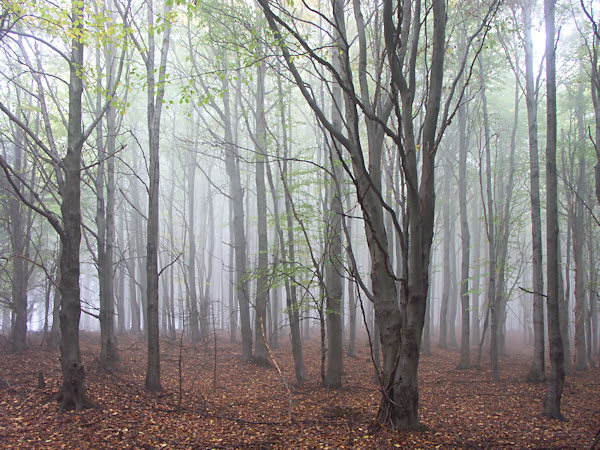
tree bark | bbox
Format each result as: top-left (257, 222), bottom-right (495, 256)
top-left (57, 0), bottom-right (93, 410)
top-left (543, 0), bottom-right (565, 419)
top-left (480, 61), bottom-right (499, 382)
top-left (522, 0), bottom-right (546, 383)
top-left (253, 55), bottom-right (270, 365)
top-left (143, 0), bottom-right (172, 392)
top-left (457, 90), bottom-right (470, 369)
top-left (187, 144), bottom-right (201, 343)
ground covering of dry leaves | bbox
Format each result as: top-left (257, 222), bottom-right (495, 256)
top-left (0, 332), bottom-right (598, 448)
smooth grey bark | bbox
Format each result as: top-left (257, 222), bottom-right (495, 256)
top-left (587, 233), bottom-right (598, 363)
top-left (219, 58), bottom-right (251, 361)
top-left (494, 79), bottom-right (519, 357)
top-left (522, 0), bottom-right (546, 383)
top-left (275, 80), bottom-right (306, 383)
top-left (480, 61), bottom-right (499, 382)
top-left (574, 86), bottom-right (588, 371)
top-left (439, 157), bottom-right (451, 349)
top-left (125, 211), bottom-right (141, 334)
top-left (253, 56), bottom-right (269, 365)
top-left (6, 129), bottom-right (31, 353)
top-left (187, 145), bottom-right (201, 343)
top-left (116, 213), bottom-right (126, 335)
top-left (471, 201), bottom-right (482, 347)
top-left (94, 31), bottom-right (119, 365)
top-left (49, 252), bottom-right (61, 350)
top-left (543, 0), bottom-right (565, 419)
top-left (203, 173), bottom-right (215, 340)
top-left (557, 241), bottom-right (571, 374)
top-left (324, 3), bottom-right (345, 387)
top-left (228, 202), bottom-right (237, 343)
top-left (457, 94), bottom-right (470, 369)
top-left (448, 215), bottom-right (458, 348)
top-left (140, 0), bottom-right (172, 392)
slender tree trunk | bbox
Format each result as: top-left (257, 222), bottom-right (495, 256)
top-left (480, 62), bottom-right (499, 382)
top-left (8, 132), bottom-right (28, 352)
top-left (116, 214), bottom-right (126, 335)
top-left (522, 0), bottom-right (546, 383)
top-left (439, 159), bottom-right (451, 349)
top-left (143, 0), bottom-right (172, 391)
top-left (471, 202), bottom-right (481, 347)
top-left (543, 0), bottom-right (565, 419)
top-left (187, 145), bottom-right (201, 343)
top-left (574, 86), bottom-right (587, 371)
top-left (277, 104), bottom-right (306, 384)
top-left (458, 92), bottom-right (470, 369)
top-left (222, 64), bottom-right (251, 361)
top-left (253, 56), bottom-right (269, 365)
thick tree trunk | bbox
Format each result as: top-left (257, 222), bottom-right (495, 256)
top-left (58, 1), bottom-right (93, 410)
top-left (324, 10), bottom-right (345, 386)
top-left (543, 0), bottom-right (565, 419)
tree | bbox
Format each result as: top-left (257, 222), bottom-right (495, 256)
top-left (258, 0), bottom-right (498, 429)
top-left (0, 0), bottom-right (124, 411)
top-left (543, 0), bottom-right (565, 420)
top-left (522, 0), bottom-right (546, 383)
top-left (119, 0), bottom-right (174, 391)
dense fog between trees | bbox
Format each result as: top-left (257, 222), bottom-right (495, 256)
top-left (0, 0), bottom-right (599, 439)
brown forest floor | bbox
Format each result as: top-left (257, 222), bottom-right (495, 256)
top-left (0, 331), bottom-right (599, 448)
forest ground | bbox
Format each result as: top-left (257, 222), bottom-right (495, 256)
top-left (0, 331), bottom-right (598, 448)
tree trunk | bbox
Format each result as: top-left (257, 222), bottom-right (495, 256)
top-left (221, 62), bottom-right (251, 362)
top-left (439, 158), bottom-right (451, 349)
top-left (95, 36), bottom-right (118, 366)
top-left (480, 62), bottom-right (499, 382)
top-left (58, 0), bottom-right (93, 410)
top-left (457, 91), bottom-right (470, 369)
top-left (543, 0), bottom-right (565, 419)
top-left (253, 56), bottom-right (269, 365)
top-left (8, 131), bottom-right (28, 353)
top-left (522, 0), bottom-right (546, 383)
top-left (324, 9), bottom-right (345, 386)
top-left (187, 145), bottom-right (201, 343)
top-left (144, 0), bottom-right (172, 392)
top-left (574, 84), bottom-right (587, 371)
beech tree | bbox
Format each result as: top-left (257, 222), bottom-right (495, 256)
top-left (258, 0), bottom-right (498, 429)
